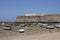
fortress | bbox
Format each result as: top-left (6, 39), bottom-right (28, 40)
top-left (0, 14), bottom-right (60, 25)
top-left (16, 14), bottom-right (60, 22)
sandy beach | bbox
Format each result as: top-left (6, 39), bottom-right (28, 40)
top-left (0, 32), bottom-right (60, 40)
top-left (0, 26), bottom-right (60, 40)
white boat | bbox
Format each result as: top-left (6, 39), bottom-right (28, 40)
top-left (46, 25), bottom-right (55, 29)
top-left (4, 25), bottom-right (12, 30)
top-left (55, 24), bottom-right (60, 28)
top-left (38, 23), bottom-right (48, 28)
top-left (19, 29), bottom-right (24, 33)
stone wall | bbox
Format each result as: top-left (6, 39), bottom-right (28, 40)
top-left (16, 14), bottom-right (60, 22)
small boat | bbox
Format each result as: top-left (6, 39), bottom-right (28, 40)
top-left (46, 25), bottom-right (55, 29)
top-left (19, 28), bottom-right (25, 33)
top-left (4, 25), bottom-right (12, 30)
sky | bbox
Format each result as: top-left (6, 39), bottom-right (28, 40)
top-left (0, 0), bottom-right (60, 22)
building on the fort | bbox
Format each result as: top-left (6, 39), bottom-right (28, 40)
top-left (25, 14), bottom-right (40, 16)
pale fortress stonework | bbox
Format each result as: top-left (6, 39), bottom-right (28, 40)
top-left (16, 14), bottom-right (60, 22)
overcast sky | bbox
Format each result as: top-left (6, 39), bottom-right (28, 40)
top-left (0, 0), bottom-right (60, 22)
